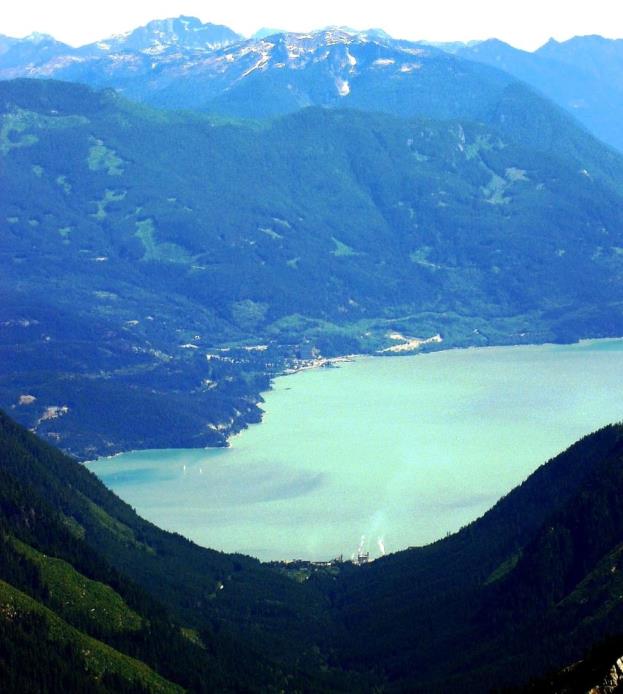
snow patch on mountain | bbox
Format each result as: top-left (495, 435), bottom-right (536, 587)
top-left (27, 54), bottom-right (88, 75)
top-left (241, 50), bottom-right (272, 78)
top-left (400, 63), bottom-right (423, 72)
top-left (0, 25), bottom-right (441, 109)
top-left (401, 47), bottom-right (428, 56)
top-left (336, 77), bottom-right (350, 96)
top-left (25, 32), bottom-right (55, 44)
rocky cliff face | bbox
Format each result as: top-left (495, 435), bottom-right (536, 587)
top-left (589, 657), bottom-right (623, 694)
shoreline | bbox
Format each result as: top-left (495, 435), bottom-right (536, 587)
top-left (87, 334), bottom-right (623, 462)
top-left (84, 336), bottom-right (623, 564)
top-left (281, 353), bottom-right (362, 375)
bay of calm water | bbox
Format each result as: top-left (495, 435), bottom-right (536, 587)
top-left (88, 340), bottom-right (623, 562)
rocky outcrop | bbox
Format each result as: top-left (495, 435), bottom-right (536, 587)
top-left (589, 656), bottom-right (623, 693)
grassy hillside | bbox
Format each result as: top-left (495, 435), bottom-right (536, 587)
top-left (3, 79), bottom-right (623, 456)
top-left (10, 537), bottom-right (143, 633)
top-left (0, 579), bottom-right (180, 693)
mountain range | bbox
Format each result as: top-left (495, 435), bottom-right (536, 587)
top-left (0, 27), bottom-right (514, 120)
top-left (1, 18), bottom-right (623, 152)
top-left (458, 35), bottom-right (623, 152)
top-left (3, 15), bottom-right (623, 692)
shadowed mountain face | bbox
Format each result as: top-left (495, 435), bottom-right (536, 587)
top-left (536, 35), bottom-right (623, 91)
top-left (458, 35), bottom-right (623, 152)
top-left (3, 410), bottom-right (623, 691)
top-left (0, 408), bottom-right (352, 692)
top-left (2, 77), bottom-right (623, 456)
top-left (328, 424), bottom-right (623, 691)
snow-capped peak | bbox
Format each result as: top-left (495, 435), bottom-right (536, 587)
top-left (92, 16), bottom-right (243, 55)
top-left (25, 32), bottom-right (56, 44)
top-left (195, 29), bottom-right (433, 103)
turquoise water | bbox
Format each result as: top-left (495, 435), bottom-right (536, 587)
top-left (89, 340), bottom-right (623, 562)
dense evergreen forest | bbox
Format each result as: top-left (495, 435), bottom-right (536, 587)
top-left (2, 409), bottom-right (623, 691)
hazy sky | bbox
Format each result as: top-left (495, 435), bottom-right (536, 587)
top-left (1, 0), bottom-right (621, 50)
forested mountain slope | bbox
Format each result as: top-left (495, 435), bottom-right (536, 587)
top-left (3, 411), bottom-right (623, 690)
top-left (3, 78), bottom-right (623, 456)
top-left (329, 425), bottom-right (623, 691)
top-left (0, 409), bottom-right (357, 691)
